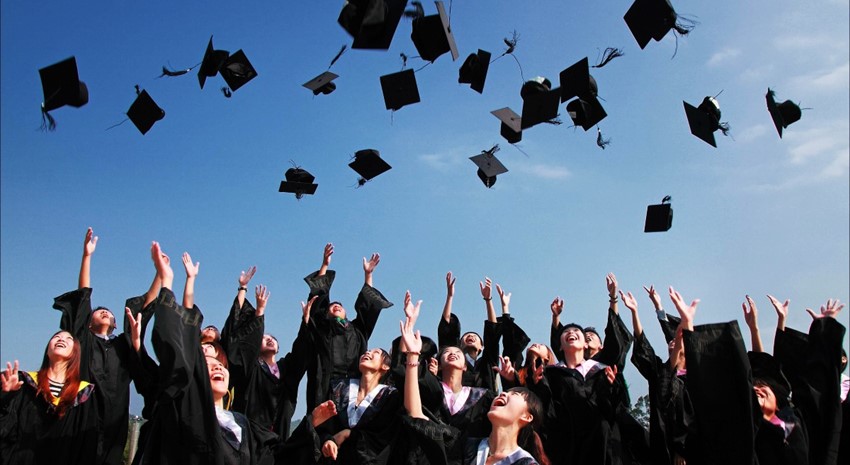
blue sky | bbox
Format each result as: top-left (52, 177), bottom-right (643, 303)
top-left (2, 1), bottom-right (848, 416)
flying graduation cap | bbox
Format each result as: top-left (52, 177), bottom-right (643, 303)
top-left (380, 69), bottom-right (421, 111)
top-left (127, 89), bottom-right (165, 135)
top-left (644, 195), bottom-right (673, 233)
top-left (470, 145), bottom-right (507, 188)
top-left (38, 56), bottom-right (89, 130)
top-left (303, 46), bottom-right (347, 96)
top-left (624, 0), bottom-right (693, 50)
top-left (520, 77), bottom-right (561, 130)
top-left (197, 37), bottom-right (257, 94)
top-left (765, 88), bottom-right (802, 138)
top-left (683, 95), bottom-right (730, 147)
top-left (492, 107), bottom-right (522, 144)
top-left (559, 57), bottom-right (607, 131)
top-left (349, 149), bottom-right (392, 186)
top-left (198, 36), bottom-right (230, 89)
top-left (409, 1), bottom-right (459, 63)
top-left (458, 49), bottom-right (491, 94)
top-left (279, 167), bottom-right (318, 199)
top-left (338, 0), bottom-right (408, 50)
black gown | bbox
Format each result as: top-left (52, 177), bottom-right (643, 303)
top-left (133, 288), bottom-right (278, 465)
top-left (302, 269), bottom-right (393, 410)
top-left (53, 287), bottom-right (137, 465)
top-left (225, 298), bottom-right (309, 438)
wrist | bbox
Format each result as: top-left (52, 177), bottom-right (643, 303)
top-left (483, 297), bottom-right (492, 301)
top-left (238, 286), bottom-right (247, 292)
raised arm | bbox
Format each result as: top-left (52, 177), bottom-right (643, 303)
top-left (742, 295), bottom-right (764, 352)
top-left (442, 271), bottom-right (455, 324)
top-left (400, 297), bottom-right (427, 420)
top-left (181, 252), bottom-right (200, 309)
top-left (78, 227), bottom-right (98, 289)
top-left (550, 296), bottom-right (565, 362)
top-left (767, 294), bottom-right (789, 332)
top-left (480, 277), bottom-right (497, 323)
top-left (669, 287), bottom-right (697, 332)
top-left (621, 290), bottom-right (642, 338)
top-left (318, 243), bottom-right (333, 276)
top-left (236, 265), bottom-right (256, 309)
top-left (363, 252), bottom-right (380, 288)
top-left (606, 273), bottom-right (619, 314)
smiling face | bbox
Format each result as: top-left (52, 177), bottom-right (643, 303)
top-left (261, 334), bottom-right (279, 355)
top-left (207, 356), bottom-right (230, 401)
top-left (526, 343), bottom-right (552, 367)
top-left (328, 302), bottom-right (347, 320)
top-left (201, 326), bottom-right (220, 343)
top-left (585, 331), bottom-right (602, 353)
top-left (461, 332), bottom-right (482, 352)
top-left (48, 331), bottom-right (76, 362)
top-left (89, 307), bottom-right (116, 334)
top-left (754, 381), bottom-right (777, 420)
top-left (560, 326), bottom-right (587, 353)
top-left (359, 348), bottom-right (390, 374)
top-left (440, 346), bottom-right (467, 371)
top-left (487, 389), bottom-right (534, 427)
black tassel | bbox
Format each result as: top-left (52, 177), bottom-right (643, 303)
top-left (544, 117), bottom-right (562, 126)
top-left (592, 48), bottom-right (624, 68)
top-left (159, 66), bottom-right (190, 78)
top-left (404, 1), bottom-right (424, 19)
top-left (503, 31), bottom-right (519, 55)
top-left (400, 53), bottom-right (409, 69)
top-left (105, 118), bottom-right (129, 131)
top-left (221, 87), bottom-right (232, 98)
top-left (329, 45), bottom-right (347, 69)
top-left (596, 128), bottom-right (611, 149)
top-left (673, 16), bottom-right (697, 36)
top-left (134, 84), bottom-right (142, 96)
top-left (718, 122), bottom-right (731, 136)
top-left (40, 106), bottom-right (56, 131)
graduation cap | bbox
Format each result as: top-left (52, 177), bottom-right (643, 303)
top-left (684, 96), bottom-right (729, 147)
top-left (380, 69), bottom-right (420, 111)
top-left (198, 36), bottom-right (230, 89)
top-left (458, 49), bottom-right (491, 94)
top-left (624, 0), bottom-right (692, 50)
top-left (644, 195), bottom-right (673, 232)
top-left (566, 96), bottom-right (607, 131)
top-left (349, 149), bottom-right (392, 185)
top-left (748, 352), bottom-right (791, 408)
top-left (492, 107), bottom-right (522, 144)
top-left (410, 1), bottom-right (459, 63)
top-left (470, 145), bottom-right (507, 188)
top-left (279, 167), bottom-right (318, 199)
top-left (220, 50), bottom-right (257, 93)
top-left (559, 57), bottom-right (597, 103)
top-left (303, 72), bottom-right (339, 96)
top-left (39, 56), bottom-right (89, 130)
top-left (765, 88), bottom-right (802, 138)
top-left (339, 0), bottom-right (408, 50)
top-left (520, 77), bottom-right (561, 130)
top-left (127, 89), bottom-right (165, 135)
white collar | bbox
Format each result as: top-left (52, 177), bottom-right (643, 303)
top-left (347, 378), bottom-right (387, 428)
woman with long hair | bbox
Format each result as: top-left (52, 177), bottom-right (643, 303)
top-left (0, 329), bottom-right (102, 464)
top-left (400, 295), bottom-right (550, 465)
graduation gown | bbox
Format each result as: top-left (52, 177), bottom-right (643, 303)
top-left (303, 270), bottom-right (393, 410)
top-left (0, 371), bottom-right (98, 465)
top-left (53, 287), bottom-right (138, 465)
top-left (419, 372), bottom-right (496, 439)
top-left (225, 298), bottom-right (309, 438)
top-left (437, 314), bottom-right (502, 390)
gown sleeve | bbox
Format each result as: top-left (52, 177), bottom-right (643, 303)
top-left (351, 284), bottom-right (393, 342)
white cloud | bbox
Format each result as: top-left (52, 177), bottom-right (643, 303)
top-left (418, 153), bottom-right (461, 171)
top-left (515, 163), bottom-right (571, 180)
top-left (706, 48), bottom-right (741, 67)
top-left (736, 124), bottom-right (769, 143)
top-left (789, 62), bottom-right (850, 92)
top-left (786, 124), bottom-right (847, 165)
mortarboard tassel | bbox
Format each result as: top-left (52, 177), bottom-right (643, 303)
top-left (158, 66), bottom-right (191, 78)
top-left (596, 127), bottom-right (611, 149)
top-left (221, 87), bottom-right (232, 98)
top-left (592, 48), bottom-right (624, 69)
top-left (328, 45), bottom-right (347, 69)
top-left (40, 105), bottom-right (57, 131)
top-left (718, 122), bottom-right (731, 137)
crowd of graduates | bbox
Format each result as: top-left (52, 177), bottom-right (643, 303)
top-left (0, 228), bottom-right (847, 465)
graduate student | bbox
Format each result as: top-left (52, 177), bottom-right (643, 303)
top-left (437, 273), bottom-right (501, 390)
top-left (301, 243), bottom-right (394, 410)
top-left (52, 228), bottom-right (143, 465)
top-left (400, 296), bottom-right (550, 465)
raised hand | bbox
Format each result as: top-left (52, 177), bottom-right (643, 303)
top-left (0, 361), bottom-right (22, 392)
top-left (323, 243), bottom-right (334, 268)
top-left (151, 242), bottom-right (173, 287)
top-left (83, 227), bottom-right (98, 256)
top-left (806, 299), bottom-right (845, 320)
top-left (550, 296), bottom-right (564, 317)
top-left (238, 266), bottom-right (257, 287)
top-left (403, 291), bottom-right (421, 326)
top-left (311, 400), bottom-right (338, 428)
top-left (643, 285), bottom-right (663, 310)
top-left (255, 285), bottom-right (270, 316)
top-left (428, 357), bottom-right (439, 376)
top-left (493, 355), bottom-right (516, 382)
top-left (606, 273), bottom-right (618, 297)
top-left (604, 364), bottom-right (618, 385)
top-left (669, 287), bottom-right (698, 329)
top-left (182, 252), bottom-right (200, 279)
top-left (125, 307), bottom-right (142, 352)
top-left (363, 253), bottom-right (381, 273)
top-left (301, 295), bottom-right (319, 324)
top-left (767, 295), bottom-right (789, 331)
top-left (742, 296), bottom-right (759, 329)
top-left (496, 284), bottom-right (511, 313)
top-left (479, 277), bottom-right (493, 300)
top-left (446, 271), bottom-right (456, 298)
top-left (620, 290), bottom-right (638, 314)
top-left (400, 318), bottom-right (423, 355)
